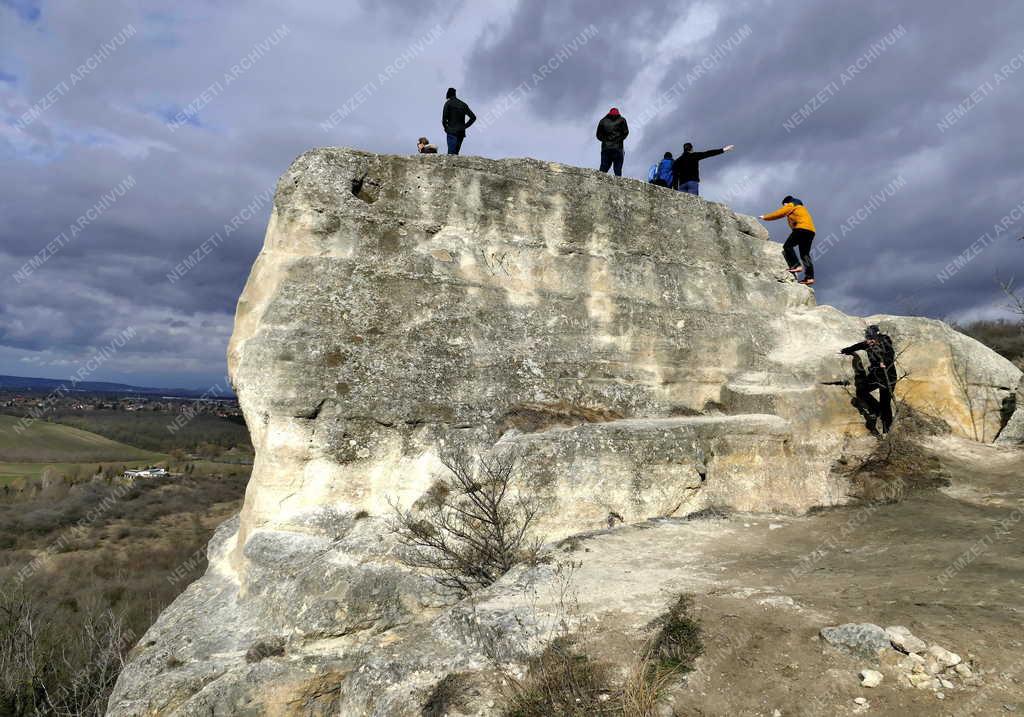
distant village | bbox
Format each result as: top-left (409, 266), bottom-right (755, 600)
top-left (0, 390), bottom-right (242, 419)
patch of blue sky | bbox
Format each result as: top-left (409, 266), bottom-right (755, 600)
top-left (0, 0), bottom-right (41, 24)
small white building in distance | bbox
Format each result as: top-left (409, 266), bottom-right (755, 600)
top-left (124, 467), bottom-right (169, 479)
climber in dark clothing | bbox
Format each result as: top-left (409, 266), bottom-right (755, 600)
top-left (848, 354), bottom-right (881, 434)
top-left (442, 87), bottom-right (476, 155)
top-left (840, 325), bottom-right (898, 434)
top-left (596, 107), bottom-right (629, 176)
top-left (672, 142), bottom-right (735, 195)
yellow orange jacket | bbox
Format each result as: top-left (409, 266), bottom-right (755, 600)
top-left (762, 202), bottom-right (816, 232)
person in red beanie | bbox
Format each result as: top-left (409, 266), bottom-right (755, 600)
top-left (596, 107), bottom-right (629, 176)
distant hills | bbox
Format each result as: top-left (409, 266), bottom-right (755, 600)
top-left (0, 374), bottom-right (235, 399)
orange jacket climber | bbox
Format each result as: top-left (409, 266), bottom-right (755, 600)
top-left (762, 200), bottom-right (816, 233)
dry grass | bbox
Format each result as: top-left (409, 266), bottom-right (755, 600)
top-left (619, 657), bottom-right (680, 717)
top-left (502, 595), bottom-right (703, 717)
top-left (504, 637), bottom-right (618, 717)
top-left (646, 594), bottom-right (703, 674)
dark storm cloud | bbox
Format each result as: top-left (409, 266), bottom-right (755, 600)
top-left (627, 0), bottom-right (1024, 320)
top-left (464, 0), bottom-right (689, 121)
top-left (1, 0), bottom-right (1022, 386)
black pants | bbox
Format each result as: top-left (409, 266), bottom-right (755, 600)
top-left (782, 228), bottom-right (815, 279)
top-left (860, 380), bottom-right (894, 433)
top-left (446, 133), bottom-right (464, 155)
top-left (599, 147), bottom-right (624, 176)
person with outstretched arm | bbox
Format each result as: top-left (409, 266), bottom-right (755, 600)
top-left (672, 142), bottom-right (734, 195)
top-left (840, 325), bottom-right (898, 434)
top-left (596, 107), bottom-right (629, 176)
top-left (442, 87), bottom-right (476, 155)
top-left (760, 196), bottom-right (817, 286)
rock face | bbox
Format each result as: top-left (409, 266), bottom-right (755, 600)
top-left (108, 148), bottom-right (1021, 715)
top-left (996, 375), bottom-right (1024, 444)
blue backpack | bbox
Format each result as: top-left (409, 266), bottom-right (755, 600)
top-left (647, 164), bottom-right (658, 183)
top-left (657, 158), bottom-right (674, 184)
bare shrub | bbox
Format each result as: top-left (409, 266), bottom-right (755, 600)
top-left (1001, 276), bottom-right (1024, 323)
top-left (389, 449), bottom-right (542, 597)
top-left (0, 588), bottom-right (132, 716)
top-left (849, 404), bottom-right (948, 503)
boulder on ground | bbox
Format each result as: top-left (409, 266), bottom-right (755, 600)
top-left (886, 625), bottom-right (927, 654)
top-left (820, 623), bottom-right (890, 659)
top-left (927, 644), bottom-right (962, 668)
top-left (859, 668), bottom-right (884, 687)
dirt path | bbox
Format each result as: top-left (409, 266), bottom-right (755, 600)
top-left (531, 437), bottom-right (1023, 716)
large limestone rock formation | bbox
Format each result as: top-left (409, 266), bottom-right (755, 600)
top-left (108, 148), bottom-right (1021, 715)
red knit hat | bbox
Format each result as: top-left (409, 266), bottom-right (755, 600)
top-left (608, 107), bottom-right (620, 116)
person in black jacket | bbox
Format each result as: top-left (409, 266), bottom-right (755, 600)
top-left (840, 325), bottom-right (898, 434)
top-left (673, 142), bottom-right (735, 195)
top-left (596, 107), bottom-right (628, 176)
top-left (442, 87), bottom-right (476, 155)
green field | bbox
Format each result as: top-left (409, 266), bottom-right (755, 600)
top-left (0, 415), bottom-right (167, 487)
top-left (0, 459), bottom-right (163, 485)
top-left (0, 414), bottom-right (165, 463)
top-left (44, 409), bottom-right (251, 453)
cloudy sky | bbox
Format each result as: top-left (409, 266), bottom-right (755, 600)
top-left (2, 0), bottom-right (1022, 388)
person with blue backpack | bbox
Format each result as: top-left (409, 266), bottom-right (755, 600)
top-left (648, 152), bottom-right (674, 187)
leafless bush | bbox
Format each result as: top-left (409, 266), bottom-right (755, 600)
top-left (390, 449), bottom-right (542, 597)
top-left (1001, 276), bottom-right (1024, 322)
top-left (951, 355), bottom-right (1002, 442)
top-left (849, 403), bottom-right (948, 503)
top-left (0, 588), bottom-right (132, 716)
